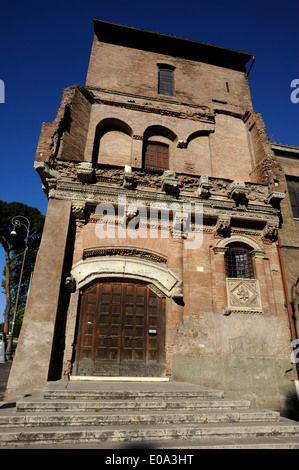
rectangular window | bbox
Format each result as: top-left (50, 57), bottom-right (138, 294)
top-left (225, 244), bottom-right (255, 279)
top-left (286, 177), bottom-right (299, 219)
top-left (158, 65), bottom-right (174, 96)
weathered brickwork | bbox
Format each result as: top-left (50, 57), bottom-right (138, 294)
top-left (6, 21), bottom-right (298, 415)
top-left (272, 143), bottom-right (299, 346)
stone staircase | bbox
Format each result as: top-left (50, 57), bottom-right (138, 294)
top-left (0, 380), bottom-right (299, 448)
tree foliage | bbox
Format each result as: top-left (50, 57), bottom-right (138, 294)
top-left (0, 201), bottom-right (45, 335)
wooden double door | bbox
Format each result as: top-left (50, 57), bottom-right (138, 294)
top-left (74, 281), bottom-right (166, 376)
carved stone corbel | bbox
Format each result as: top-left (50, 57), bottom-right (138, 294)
top-left (172, 285), bottom-right (183, 299)
top-left (123, 165), bottom-right (134, 189)
top-left (76, 162), bottom-right (94, 184)
top-left (173, 211), bottom-right (190, 238)
top-left (215, 214), bottom-right (231, 237)
top-left (212, 246), bottom-right (228, 256)
top-left (64, 275), bottom-right (76, 292)
top-left (197, 175), bottom-right (210, 198)
top-left (71, 200), bottom-right (86, 219)
top-left (262, 221), bottom-right (279, 240)
top-left (161, 171), bottom-right (178, 194)
top-left (126, 205), bottom-right (139, 224)
top-left (229, 181), bottom-right (249, 207)
top-left (34, 161), bottom-right (59, 197)
top-left (177, 140), bottom-right (188, 148)
top-left (267, 191), bottom-right (285, 207)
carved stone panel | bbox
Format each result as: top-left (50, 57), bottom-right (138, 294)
top-left (224, 278), bottom-right (263, 315)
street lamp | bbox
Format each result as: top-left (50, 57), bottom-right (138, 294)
top-left (5, 215), bottom-right (30, 360)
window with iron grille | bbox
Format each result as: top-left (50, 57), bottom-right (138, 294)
top-left (224, 243), bottom-right (255, 279)
top-left (286, 176), bottom-right (299, 219)
top-left (158, 65), bottom-right (174, 96)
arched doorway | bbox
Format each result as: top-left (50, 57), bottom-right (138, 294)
top-left (73, 280), bottom-right (166, 377)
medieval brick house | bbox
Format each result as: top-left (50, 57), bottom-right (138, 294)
top-left (6, 20), bottom-right (298, 414)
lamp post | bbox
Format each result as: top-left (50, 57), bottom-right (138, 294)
top-left (5, 215), bottom-right (30, 360)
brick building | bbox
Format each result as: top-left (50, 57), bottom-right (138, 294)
top-left (6, 20), bottom-right (298, 415)
top-left (272, 143), bottom-right (299, 342)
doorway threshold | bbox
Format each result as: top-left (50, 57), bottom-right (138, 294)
top-left (70, 376), bottom-right (170, 382)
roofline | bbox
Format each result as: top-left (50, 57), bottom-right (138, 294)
top-left (93, 19), bottom-right (255, 72)
top-left (272, 143), bottom-right (299, 155)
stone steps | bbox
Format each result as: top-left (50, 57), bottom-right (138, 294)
top-left (15, 397), bottom-right (252, 412)
top-left (0, 407), bottom-right (280, 427)
top-left (0, 380), bottom-right (298, 448)
top-left (1, 421), bottom-right (299, 447)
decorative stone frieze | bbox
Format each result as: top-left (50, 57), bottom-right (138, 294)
top-left (76, 162), bottom-right (94, 184)
top-left (83, 247), bottom-right (167, 264)
top-left (224, 278), bottom-right (263, 315)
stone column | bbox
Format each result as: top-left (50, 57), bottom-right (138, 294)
top-left (5, 198), bottom-right (72, 401)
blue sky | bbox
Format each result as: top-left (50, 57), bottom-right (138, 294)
top-left (0, 0), bottom-right (298, 320)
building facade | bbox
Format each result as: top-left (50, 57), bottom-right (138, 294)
top-left (272, 143), bottom-right (299, 343)
top-left (6, 21), bottom-right (298, 415)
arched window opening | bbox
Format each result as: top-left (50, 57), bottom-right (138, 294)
top-left (224, 243), bottom-right (255, 279)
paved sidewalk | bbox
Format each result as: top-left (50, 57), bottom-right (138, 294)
top-left (0, 361), bottom-right (12, 401)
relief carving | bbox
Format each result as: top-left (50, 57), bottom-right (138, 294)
top-left (224, 278), bottom-right (263, 315)
top-left (215, 214), bottom-right (231, 237)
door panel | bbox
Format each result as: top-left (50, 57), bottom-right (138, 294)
top-left (144, 142), bottom-right (169, 170)
top-left (74, 281), bottom-right (165, 376)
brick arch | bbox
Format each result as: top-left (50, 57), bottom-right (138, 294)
top-left (92, 118), bottom-right (133, 164)
top-left (142, 125), bottom-right (177, 171)
top-left (143, 124), bottom-right (177, 143)
top-left (186, 129), bottom-right (211, 147)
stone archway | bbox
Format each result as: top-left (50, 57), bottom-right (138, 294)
top-left (71, 255), bottom-right (183, 299)
top-left (64, 254), bottom-right (183, 377)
